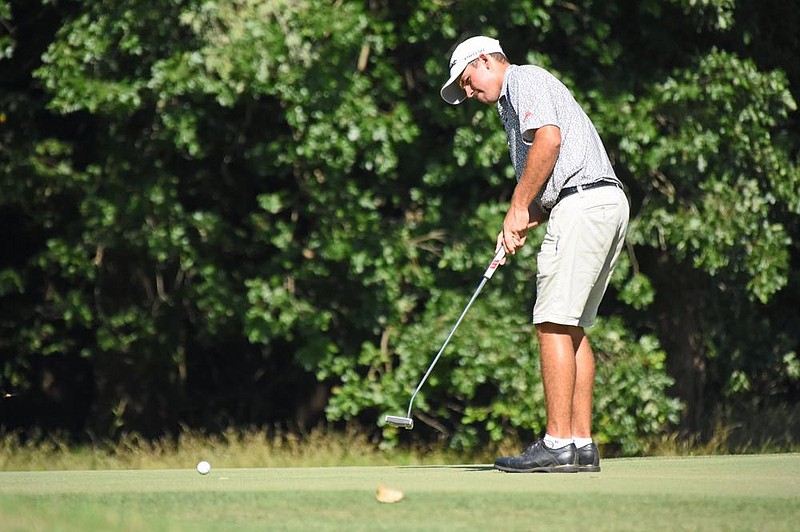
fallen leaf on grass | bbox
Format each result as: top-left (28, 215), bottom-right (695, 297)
top-left (376, 484), bottom-right (404, 503)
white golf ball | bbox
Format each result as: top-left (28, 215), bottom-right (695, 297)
top-left (196, 460), bottom-right (211, 475)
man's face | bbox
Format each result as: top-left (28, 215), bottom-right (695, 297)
top-left (458, 55), bottom-right (503, 104)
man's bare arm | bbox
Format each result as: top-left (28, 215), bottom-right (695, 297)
top-left (502, 125), bottom-right (561, 254)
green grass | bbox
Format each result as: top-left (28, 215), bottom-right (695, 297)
top-left (1, 454), bottom-right (799, 531)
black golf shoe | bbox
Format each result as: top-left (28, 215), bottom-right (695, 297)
top-left (494, 439), bottom-right (578, 473)
top-left (576, 442), bottom-right (601, 472)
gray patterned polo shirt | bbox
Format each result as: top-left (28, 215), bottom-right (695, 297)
top-left (497, 64), bottom-right (618, 211)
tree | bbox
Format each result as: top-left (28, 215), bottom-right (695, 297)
top-left (1, 0), bottom-right (797, 452)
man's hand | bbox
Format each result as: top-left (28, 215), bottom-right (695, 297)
top-left (502, 204), bottom-right (531, 255)
top-left (496, 205), bottom-right (543, 264)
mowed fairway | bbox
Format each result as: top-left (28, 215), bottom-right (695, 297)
top-left (1, 454), bottom-right (798, 531)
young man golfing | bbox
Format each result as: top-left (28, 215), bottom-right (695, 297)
top-left (441, 36), bottom-right (629, 473)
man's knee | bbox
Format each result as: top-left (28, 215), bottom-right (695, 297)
top-left (536, 322), bottom-right (586, 350)
top-left (535, 321), bottom-right (583, 336)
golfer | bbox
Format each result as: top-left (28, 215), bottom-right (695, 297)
top-left (441, 36), bottom-right (629, 472)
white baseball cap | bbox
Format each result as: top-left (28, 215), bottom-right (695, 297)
top-left (440, 36), bottom-right (505, 105)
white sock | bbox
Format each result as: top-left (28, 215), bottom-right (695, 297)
top-left (573, 437), bottom-right (593, 448)
top-left (543, 434), bottom-right (574, 449)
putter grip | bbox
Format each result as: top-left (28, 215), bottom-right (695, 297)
top-left (482, 247), bottom-right (506, 280)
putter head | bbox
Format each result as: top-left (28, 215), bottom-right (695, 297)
top-left (384, 415), bottom-right (414, 429)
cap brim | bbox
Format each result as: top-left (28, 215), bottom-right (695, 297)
top-left (440, 72), bottom-right (467, 105)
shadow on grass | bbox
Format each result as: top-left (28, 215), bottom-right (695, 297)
top-left (398, 465), bottom-right (495, 472)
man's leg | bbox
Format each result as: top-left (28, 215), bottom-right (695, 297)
top-left (491, 321), bottom-right (581, 473)
top-left (494, 323), bottom-right (580, 473)
top-left (535, 322), bottom-right (595, 439)
top-left (571, 332), bottom-right (595, 439)
top-left (536, 322), bottom-right (580, 439)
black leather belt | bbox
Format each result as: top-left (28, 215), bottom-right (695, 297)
top-left (556, 179), bottom-right (623, 204)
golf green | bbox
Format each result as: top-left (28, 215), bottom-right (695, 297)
top-left (1, 454), bottom-right (798, 530)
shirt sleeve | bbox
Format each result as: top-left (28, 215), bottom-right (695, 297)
top-left (506, 67), bottom-right (561, 144)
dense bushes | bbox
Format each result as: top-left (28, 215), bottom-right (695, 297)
top-left (1, 0), bottom-right (798, 453)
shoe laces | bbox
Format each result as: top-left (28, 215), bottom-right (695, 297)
top-left (521, 439), bottom-right (543, 454)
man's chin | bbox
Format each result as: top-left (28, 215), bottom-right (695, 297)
top-left (476, 94), bottom-right (498, 105)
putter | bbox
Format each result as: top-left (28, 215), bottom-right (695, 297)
top-left (385, 246), bottom-right (507, 429)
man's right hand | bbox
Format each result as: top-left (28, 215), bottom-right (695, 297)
top-left (495, 218), bottom-right (541, 265)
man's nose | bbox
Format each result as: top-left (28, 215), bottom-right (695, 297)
top-left (464, 85), bottom-right (474, 98)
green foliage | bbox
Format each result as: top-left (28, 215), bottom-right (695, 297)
top-left (670, 0), bottom-right (736, 30)
top-left (324, 199), bottom-right (680, 453)
top-left (592, 319), bottom-right (682, 455)
top-left (617, 49), bottom-right (798, 303)
top-left (0, 1), bottom-right (12, 60)
top-left (1, 0), bottom-right (798, 454)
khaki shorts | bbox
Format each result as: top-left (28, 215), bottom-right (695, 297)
top-left (533, 185), bottom-right (629, 328)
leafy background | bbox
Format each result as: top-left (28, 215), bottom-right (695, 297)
top-left (1, 0), bottom-right (798, 455)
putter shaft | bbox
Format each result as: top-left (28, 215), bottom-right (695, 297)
top-left (386, 247), bottom-right (506, 429)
